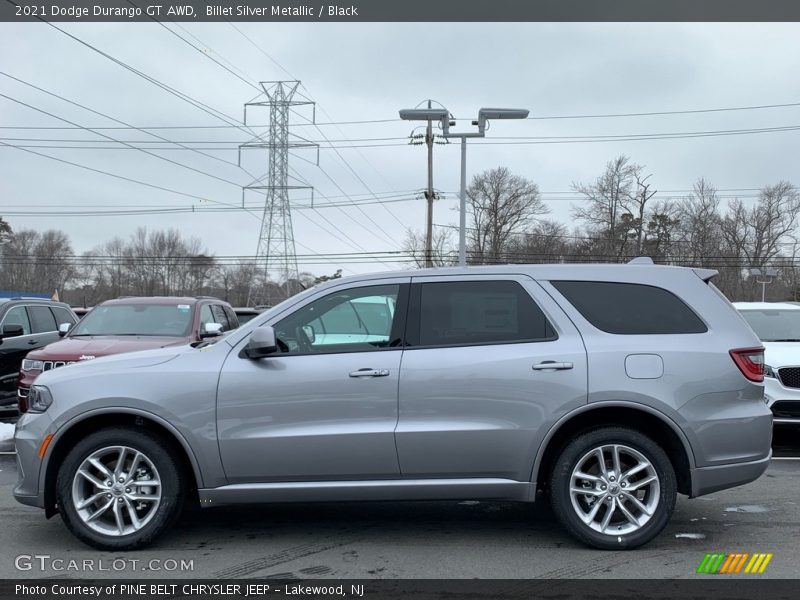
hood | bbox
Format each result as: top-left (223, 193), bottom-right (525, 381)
top-left (33, 344), bottom-right (187, 387)
top-left (762, 341), bottom-right (800, 368)
top-left (27, 335), bottom-right (191, 361)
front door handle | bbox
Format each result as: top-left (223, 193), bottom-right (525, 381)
top-left (349, 368), bottom-right (390, 378)
top-left (532, 361), bottom-right (574, 371)
top-left (27, 339), bottom-right (38, 345)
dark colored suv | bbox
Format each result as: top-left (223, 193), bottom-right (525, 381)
top-left (17, 296), bottom-right (238, 412)
top-left (0, 298), bottom-right (78, 407)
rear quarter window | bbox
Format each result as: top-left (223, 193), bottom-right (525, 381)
top-left (551, 281), bottom-right (707, 335)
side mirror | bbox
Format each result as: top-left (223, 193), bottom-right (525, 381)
top-left (301, 324), bottom-right (316, 344)
top-left (245, 325), bottom-right (278, 359)
top-left (2, 324), bottom-right (24, 338)
top-left (200, 322), bottom-right (223, 338)
top-left (58, 322), bottom-right (72, 338)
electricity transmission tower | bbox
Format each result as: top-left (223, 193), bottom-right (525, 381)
top-left (239, 81), bottom-right (317, 306)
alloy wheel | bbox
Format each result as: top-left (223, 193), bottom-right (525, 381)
top-left (71, 445), bottom-right (162, 536)
top-left (569, 443), bottom-right (660, 535)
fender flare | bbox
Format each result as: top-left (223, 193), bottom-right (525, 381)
top-left (529, 400), bottom-right (697, 485)
top-left (40, 406), bottom-right (205, 500)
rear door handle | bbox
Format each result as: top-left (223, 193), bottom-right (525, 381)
top-left (349, 368), bottom-right (390, 378)
top-left (27, 339), bottom-right (38, 345)
top-left (532, 361), bottom-right (574, 371)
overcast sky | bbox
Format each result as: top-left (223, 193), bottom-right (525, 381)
top-left (1, 22), bottom-right (800, 275)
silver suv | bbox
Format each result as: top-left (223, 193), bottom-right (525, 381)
top-left (13, 263), bottom-right (772, 550)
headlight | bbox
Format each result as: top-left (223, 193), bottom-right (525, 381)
top-left (21, 359), bottom-right (44, 371)
top-left (764, 364), bottom-right (777, 379)
top-left (28, 386), bottom-right (54, 413)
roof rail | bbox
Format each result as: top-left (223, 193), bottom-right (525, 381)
top-left (194, 295), bottom-right (221, 300)
top-left (627, 257), bottom-right (654, 265)
top-left (9, 296), bottom-right (54, 301)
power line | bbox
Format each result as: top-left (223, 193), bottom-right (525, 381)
top-left (0, 92), bottom-right (249, 189)
top-left (11, 25), bottom-right (399, 255)
top-left (0, 120), bottom-right (397, 130)
top-left (8, 122), bottom-right (798, 149)
top-left (0, 140), bottom-right (212, 202)
top-left (150, 22), bottom-right (403, 258)
top-left (520, 101), bottom-right (800, 121)
top-left (6, 99), bottom-right (800, 132)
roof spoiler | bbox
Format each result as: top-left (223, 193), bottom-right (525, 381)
top-left (625, 257), bottom-right (718, 282)
top-left (692, 268), bottom-right (719, 282)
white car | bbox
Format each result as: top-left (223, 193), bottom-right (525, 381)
top-left (734, 301), bottom-right (800, 424)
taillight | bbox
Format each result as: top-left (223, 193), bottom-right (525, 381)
top-left (730, 347), bottom-right (765, 382)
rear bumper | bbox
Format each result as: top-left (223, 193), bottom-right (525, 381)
top-left (690, 451), bottom-right (772, 497)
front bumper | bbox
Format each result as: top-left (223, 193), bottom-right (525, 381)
top-left (11, 410), bottom-right (53, 509)
top-left (690, 451), bottom-right (772, 497)
top-left (763, 376), bottom-right (800, 424)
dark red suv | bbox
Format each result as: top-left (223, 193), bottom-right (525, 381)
top-left (18, 296), bottom-right (239, 412)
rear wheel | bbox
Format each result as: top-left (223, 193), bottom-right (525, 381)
top-left (549, 426), bottom-right (676, 549)
top-left (56, 426), bottom-right (184, 550)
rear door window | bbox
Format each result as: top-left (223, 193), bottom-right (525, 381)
top-left (28, 305), bottom-right (58, 333)
top-left (551, 281), bottom-right (707, 334)
top-left (409, 280), bottom-right (556, 347)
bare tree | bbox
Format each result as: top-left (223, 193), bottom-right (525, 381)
top-left (720, 182), bottom-right (800, 300)
top-left (506, 219), bottom-right (571, 263)
top-left (675, 179), bottom-right (723, 264)
top-left (403, 227), bottom-right (455, 267)
top-left (628, 168), bottom-right (659, 255)
top-left (0, 228), bottom-right (74, 294)
top-left (572, 156), bottom-right (638, 260)
top-left (721, 182), bottom-right (800, 268)
top-left (642, 199), bottom-right (680, 260)
top-left (467, 167), bottom-right (547, 264)
top-left (82, 228), bottom-right (215, 299)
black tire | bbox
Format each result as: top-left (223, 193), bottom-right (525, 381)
top-left (549, 426), bottom-right (677, 550)
top-left (56, 426), bottom-right (185, 550)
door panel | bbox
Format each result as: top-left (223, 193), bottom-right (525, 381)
top-left (395, 275), bottom-right (588, 482)
top-left (217, 279), bottom-right (410, 484)
top-left (217, 351), bottom-right (403, 483)
top-left (0, 306), bottom-right (35, 403)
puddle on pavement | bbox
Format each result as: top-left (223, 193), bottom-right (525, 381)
top-left (724, 505), bottom-right (769, 513)
top-left (675, 533), bottom-right (706, 539)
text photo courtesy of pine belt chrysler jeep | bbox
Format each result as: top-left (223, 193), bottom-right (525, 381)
top-left (13, 263), bottom-right (772, 551)
top-left (17, 296), bottom-right (239, 413)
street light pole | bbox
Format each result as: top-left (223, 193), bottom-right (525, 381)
top-left (399, 106), bottom-right (528, 268)
top-left (459, 136), bottom-right (467, 266)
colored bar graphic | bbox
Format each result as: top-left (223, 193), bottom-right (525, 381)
top-left (697, 552), bottom-right (772, 574)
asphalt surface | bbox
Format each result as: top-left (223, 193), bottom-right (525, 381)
top-left (0, 425), bottom-right (798, 580)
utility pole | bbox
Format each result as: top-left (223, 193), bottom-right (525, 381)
top-left (239, 81), bottom-right (317, 306)
top-left (400, 105), bottom-right (529, 268)
top-left (400, 101), bottom-right (445, 269)
top-left (425, 100), bottom-right (434, 268)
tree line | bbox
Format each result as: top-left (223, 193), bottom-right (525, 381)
top-left (2, 154), bottom-right (799, 305)
top-left (0, 225), bottom-right (328, 307)
top-left (404, 156), bottom-right (800, 302)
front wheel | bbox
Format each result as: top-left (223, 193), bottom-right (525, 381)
top-left (56, 426), bottom-right (185, 550)
top-left (549, 426), bottom-right (677, 550)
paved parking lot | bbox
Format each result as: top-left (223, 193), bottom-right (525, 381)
top-left (1, 425), bottom-right (798, 580)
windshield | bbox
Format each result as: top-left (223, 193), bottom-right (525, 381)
top-left (739, 309), bottom-right (800, 342)
top-left (70, 303), bottom-right (194, 337)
